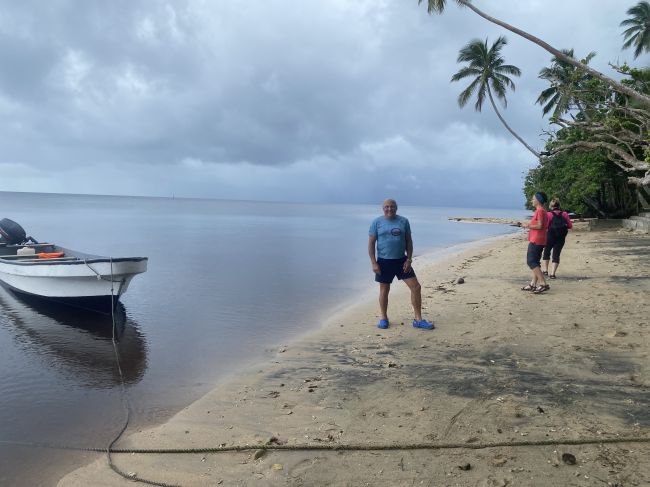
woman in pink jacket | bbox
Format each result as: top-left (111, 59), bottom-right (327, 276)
top-left (542, 197), bottom-right (573, 279)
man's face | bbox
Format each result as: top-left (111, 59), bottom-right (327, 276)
top-left (383, 200), bottom-right (397, 219)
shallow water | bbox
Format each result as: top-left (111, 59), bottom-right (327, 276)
top-left (0, 192), bottom-right (526, 485)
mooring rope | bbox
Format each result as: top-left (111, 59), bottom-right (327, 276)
top-left (104, 258), bottom-right (180, 487)
top-left (3, 434), bottom-right (650, 455)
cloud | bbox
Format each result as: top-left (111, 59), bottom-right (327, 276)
top-left (0, 1), bottom-right (637, 207)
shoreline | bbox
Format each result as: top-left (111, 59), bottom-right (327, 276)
top-left (316, 230), bottom-right (519, 338)
top-left (58, 227), bottom-right (650, 486)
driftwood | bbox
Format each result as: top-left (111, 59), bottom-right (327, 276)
top-left (448, 217), bottom-right (524, 225)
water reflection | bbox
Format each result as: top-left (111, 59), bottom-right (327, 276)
top-left (0, 287), bottom-right (148, 388)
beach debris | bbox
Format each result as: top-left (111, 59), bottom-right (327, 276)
top-left (278, 347), bottom-right (287, 353)
top-left (458, 463), bottom-right (472, 471)
top-left (127, 472), bottom-right (138, 479)
top-left (606, 330), bottom-right (628, 338)
top-left (436, 285), bottom-right (455, 293)
top-left (456, 277), bottom-right (465, 284)
top-left (271, 463), bottom-right (284, 471)
top-left (266, 436), bottom-right (287, 445)
top-left (266, 391), bottom-right (280, 398)
top-left (254, 449), bottom-right (266, 460)
top-left (561, 453), bottom-right (577, 465)
top-left (491, 456), bottom-right (508, 467)
top-left (537, 406), bottom-right (545, 414)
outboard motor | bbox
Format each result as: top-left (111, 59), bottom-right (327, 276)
top-left (0, 218), bottom-right (30, 245)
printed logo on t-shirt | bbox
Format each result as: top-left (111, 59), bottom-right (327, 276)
top-left (390, 228), bottom-right (402, 236)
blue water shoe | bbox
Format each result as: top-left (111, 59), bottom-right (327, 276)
top-left (377, 319), bottom-right (389, 329)
top-left (412, 319), bottom-right (434, 330)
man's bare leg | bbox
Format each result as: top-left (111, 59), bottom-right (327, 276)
top-left (403, 277), bottom-right (422, 321)
top-left (379, 283), bottom-right (390, 321)
top-left (542, 259), bottom-right (550, 274)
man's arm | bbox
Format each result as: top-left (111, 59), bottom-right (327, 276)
top-left (404, 232), bottom-right (413, 271)
top-left (524, 221), bottom-right (543, 230)
top-left (368, 235), bottom-right (381, 274)
top-left (522, 210), bottom-right (543, 230)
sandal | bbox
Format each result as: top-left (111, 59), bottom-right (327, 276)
top-left (533, 284), bottom-right (550, 294)
top-left (521, 283), bottom-right (535, 291)
top-left (542, 271), bottom-right (548, 276)
top-left (549, 275), bottom-right (556, 279)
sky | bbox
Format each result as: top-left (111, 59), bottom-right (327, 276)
top-left (0, 0), bottom-right (643, 208)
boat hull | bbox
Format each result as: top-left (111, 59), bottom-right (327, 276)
top-left (0, 248), bottom-right (147, 306)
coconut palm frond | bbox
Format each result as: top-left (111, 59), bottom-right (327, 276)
top-left (418, 0), bottom-right (467, 14)
top-left (450, 67), bottom-right (482, 82)
top-left (620, 1), bottom-right (650, 58)
top-left (451, 35), bottom-right (538, 157)
top-left (457, 77), bottom-right (481, 108)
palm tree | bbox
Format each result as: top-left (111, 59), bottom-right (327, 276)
top-left (418, 0), bottom-right (650, 109)
top-left (451, 36), bottom-right (539, 158)
top-left (621, 1), bottom-right (650, 59)
top-left (537, 49), bottom-right (596, 119)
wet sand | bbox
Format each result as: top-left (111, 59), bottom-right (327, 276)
top-left (58, 228), bottom-right (650, 487)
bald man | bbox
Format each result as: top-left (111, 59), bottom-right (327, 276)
top-left (368, 199), bottom-right (434, 330)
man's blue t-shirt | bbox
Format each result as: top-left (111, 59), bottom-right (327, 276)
top-left (369, 215), bottom-right (411, 259)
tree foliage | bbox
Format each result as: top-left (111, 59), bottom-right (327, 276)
top-left (536, 49), bottom-right (596, 119)
top-left (450, 37), bottom-right (539, 157)
top-left (621, 1), bottom-right (650, 59)
top-left (524, 148), bottom-right (639, 217)
top-left (541, 65), bottom-right (650, 189)
top-left (418, 0), bottom-right (650, 212)
top-left (418, 0), bottom-right (650, 109)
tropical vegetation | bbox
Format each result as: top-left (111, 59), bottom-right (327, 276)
top-left (419, 0), bottom-right (650, 216)
top-left (621, 1), bottom-right (650, 59)
top-left (451, 36), bottom-right (539, 157)
top-left (418, 0), bottom-right (650, 109)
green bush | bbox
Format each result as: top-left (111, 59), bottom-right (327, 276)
top-left (524, 149), bottom-right (638, 217)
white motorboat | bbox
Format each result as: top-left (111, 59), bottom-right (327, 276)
top-left (0, 218), bottom-right (147, 310)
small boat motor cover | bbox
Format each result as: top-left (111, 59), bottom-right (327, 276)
top-left (0, 218), bottom-right (27, 245)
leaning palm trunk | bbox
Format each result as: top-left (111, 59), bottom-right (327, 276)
top-left (487, 87), bottom-right (540, 158)
top-left (459, 0), bottom-right (650, 109)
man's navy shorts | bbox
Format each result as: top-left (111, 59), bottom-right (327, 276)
top-left (375, 256), bottom-right (416, 284)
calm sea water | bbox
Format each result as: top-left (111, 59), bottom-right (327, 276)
top-left (0, 192), bottom-right (526, 486)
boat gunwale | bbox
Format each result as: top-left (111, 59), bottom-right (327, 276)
top-left (0, 256), bottom-right (148, 266)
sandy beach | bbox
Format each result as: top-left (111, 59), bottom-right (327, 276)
top-left (58, 226), bottom-right (650, 487)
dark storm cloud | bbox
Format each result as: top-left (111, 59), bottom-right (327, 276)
top-left (0, 1), bottom-right (640, 206)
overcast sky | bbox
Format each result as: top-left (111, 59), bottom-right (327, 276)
top-left (0, 0), bottom-right (643, 208)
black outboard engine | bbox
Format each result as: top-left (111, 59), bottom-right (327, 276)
top-left (0, 218), bottom-right (29, 245)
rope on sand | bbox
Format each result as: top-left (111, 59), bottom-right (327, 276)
top-left (5, 434), bottom-right (650, 454)
top-left (3, 435), bottom-right (650, 486)
top-left (105, 435), bottom-right (650, 454)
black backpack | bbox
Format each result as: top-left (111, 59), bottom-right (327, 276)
top-left (549, 210), bottom-right (568, 238)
